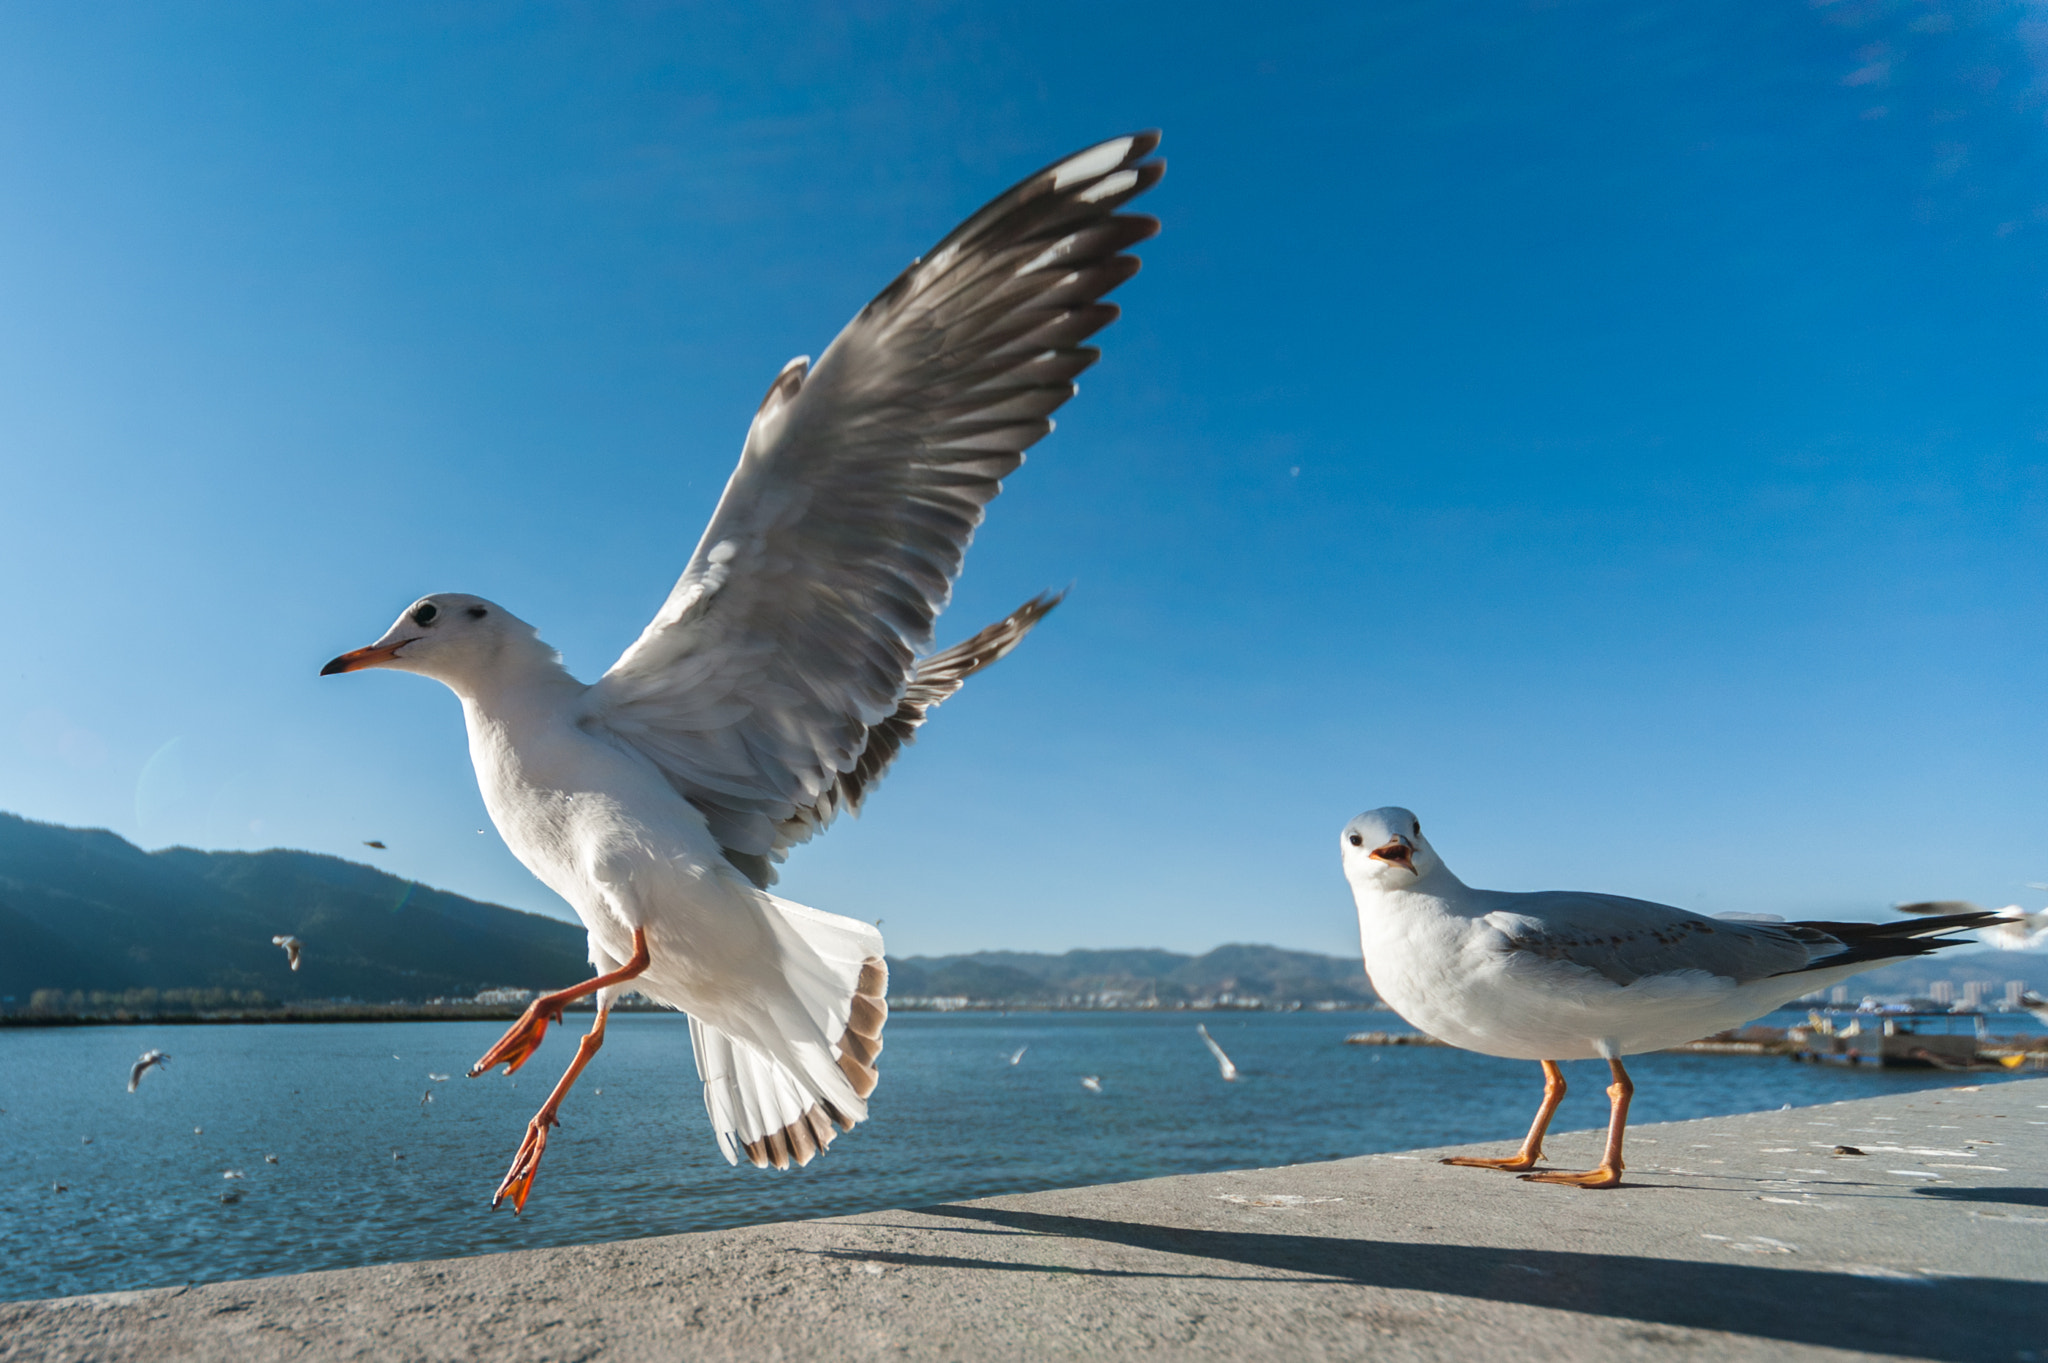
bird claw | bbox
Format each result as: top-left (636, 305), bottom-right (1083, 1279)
top-left (1517, 1165), bottom-right (1624, 1188)
top-left (1441, 1153), bottom-right (1543, 1172)
top-left (491, 1115), bottom-right (556, 1213)
top-left (468, 1002), bottom-right (561, 1078)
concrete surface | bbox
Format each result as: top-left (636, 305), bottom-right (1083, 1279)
top-left (6, 1078), bottom-right (2046, 1362)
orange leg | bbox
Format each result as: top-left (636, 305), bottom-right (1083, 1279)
top-left (468, 928), bottom-right (650, 1078)
top-left (492, 1009), bottom-right (612, 1213)
top-left (1521, 1056), bottom-right (1632, 1188)
top-left (1443, 1060), bottom-right (1566, 1172)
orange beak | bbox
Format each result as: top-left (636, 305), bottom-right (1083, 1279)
top-left (320, 641), bottom-right (411, 675)
top-left (1369, 837), bottom-right (1416, 873)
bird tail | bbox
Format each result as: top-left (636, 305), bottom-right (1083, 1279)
top-left (690, 898), bottom-right (888, 1169)
top-left (1786, 909), bottom-right (2008, 973)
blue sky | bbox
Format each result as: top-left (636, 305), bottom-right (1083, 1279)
top-left (3, 1), bottom-right (2047, 957)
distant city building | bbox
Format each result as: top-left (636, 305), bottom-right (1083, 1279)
top-left (473, 987), bottom-right (536, 1005)
top-left (2009, 980), bottom-right (2027, 1008)
top-left (1961, 981), bottom-right (1988, 1009)
top-left (1929, 981), bottom-right (1956, 1005)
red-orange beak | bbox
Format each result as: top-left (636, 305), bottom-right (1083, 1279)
top-left (1368, 837), bottom-right (1416, 873)
top-left (320, 641), bottom-right (412, 675)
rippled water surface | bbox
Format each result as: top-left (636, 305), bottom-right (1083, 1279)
top-left (1, 1010), bottom-right (2034, 1301)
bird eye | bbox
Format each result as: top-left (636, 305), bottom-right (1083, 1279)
top-left (1348, 833), bottom-right (1364, 847)
top-left (1413, 820), bottom-right (1421, 836)
top-left (411, 602), bottom-right (439, 626)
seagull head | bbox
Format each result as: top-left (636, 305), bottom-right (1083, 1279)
top-left (321, 595), bottom-right (550, 691)
top-left (1339, 806), bottom-right (1440, 890)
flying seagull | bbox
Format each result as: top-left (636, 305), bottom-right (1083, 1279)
top-left (272, 935), bottom-right (303, 970)
top-left (320, 133), bottom-right (1163, 1212)
top-left (1340, 806), bottom-right (2000, 1188)
top-left (363, 840), bottom-right (387, 850)
top-left (1008, 1045), bottom-right (1028, 1066)
top-left (128, 1050), bottom-right (168, 1092)
top-left (1080, 1075), bottom-right (1104, 1093)
top-left (1196, 1024), bottom-right (1239, 1081)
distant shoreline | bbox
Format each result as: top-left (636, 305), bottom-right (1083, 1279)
top-left (1, 1001), bottom-right (1390, 1028)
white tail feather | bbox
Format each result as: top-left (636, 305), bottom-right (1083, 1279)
top-left (688, 895), bottom-right (887, 1169)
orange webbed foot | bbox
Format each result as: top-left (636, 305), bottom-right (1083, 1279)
top-left (1442, 1152), bottom-right (1544, 1172)
top-left (1518, 1165), bottom-right (1624, 1188)
top-left (491, 1115), bottom-right (556, 1213)
top-left (468, 1001), bottom-right (561, 1078)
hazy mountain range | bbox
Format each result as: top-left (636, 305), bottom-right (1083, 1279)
top-left (0, 812), bottom-right (589, 1004)
top-left (0, 811), bottom-right (2039, 1011)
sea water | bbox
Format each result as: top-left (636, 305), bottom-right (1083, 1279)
top-left (1, 1009), bottom-right (2035, 1301)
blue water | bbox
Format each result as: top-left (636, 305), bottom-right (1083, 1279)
top-left (1, 1009), bottom-right (2036, 1302)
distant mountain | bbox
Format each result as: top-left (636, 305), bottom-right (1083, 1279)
top-left (0, 812), bottom-right (590, 1005)
top-left (888, 943), bottom-right (1377, 1007)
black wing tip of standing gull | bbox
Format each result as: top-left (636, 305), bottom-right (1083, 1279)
top-left (1781, 909), bottom-right (2008, 974)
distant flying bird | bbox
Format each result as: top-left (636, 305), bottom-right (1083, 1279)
top-left (319, 134), bottom-right (1163, 1213)
top-left (272, 935), bottom-right (302, 970)
top-left (222, 1170), bottom-right (244, 1179)
top-left (364, 840), bottom-right (386, 850)
top-left (1008, 1046), bottom-right (1028, 1066)
top-left (264, 1155), bottom-right (279, 1164)
top-left (1197, 1024), bottom-right (1239, 1081)
top-left (127, 1050), bottom-right (168, 1092)
top-left (1080, 1075), bottom-right (1103, 1093)
top-left (1896, 900), bottom-right (2048, 951)
top-left (427, 1073), bottom-right (450, 1082)
top-left (1341, 806), bottom-right (2000, 1188)
top-left (420, 1090), bottom-right (434, 1108)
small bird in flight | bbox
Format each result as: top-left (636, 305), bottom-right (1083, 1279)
top-left (1197, 1024), bottom-right (1239, 1081)
top-left (272, 935), bottom-right (302, 971)
top-left (128, 1050), bottom-right (168, 1092)
top-left (1080, 1075), bottom-right (1104, 1094)
top-left (364, 840), bottom-right (387, 850)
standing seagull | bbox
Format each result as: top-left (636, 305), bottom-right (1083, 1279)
top-left (1340, 807), bottom-right (2000, 1188)
top-left (321, 134), bottom-right (1163, 1212)
top-left (272, 935), bottom-right (303, 970)
top-left (127, 1050), bottom-right (168, 1092)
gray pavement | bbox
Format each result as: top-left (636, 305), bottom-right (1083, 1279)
top-left (6, 1077), bottom-right (2046, 1362)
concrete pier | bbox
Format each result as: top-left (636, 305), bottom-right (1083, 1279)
top-left (7, 1077), bottom-right (2045, 1361)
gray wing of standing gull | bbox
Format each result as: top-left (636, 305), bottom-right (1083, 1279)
top-left (587, 134), bottom-right (1162, 886)
top-left (1481, 895), bottom-right (2001, 987)
top-left (1479, 893), bottom-right (1841, 987)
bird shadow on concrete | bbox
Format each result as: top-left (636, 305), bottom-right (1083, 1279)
top-left (866, 1204), bottom-right (2040, 1362)
top-left (1913, 1184), bottom-right (2048, 1209)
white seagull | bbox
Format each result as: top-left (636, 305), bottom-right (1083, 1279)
top-left (272, 935), bottom-right (303, 970)
top-left (127, 1050), bottom-right (168, 1092)
top-left (1340, 806), bottom-right (1999, 1188)
top-left (1196, 1023), bottom-right (1239, 1080)
top-left (321, 134), bottom-right (1164, 1212)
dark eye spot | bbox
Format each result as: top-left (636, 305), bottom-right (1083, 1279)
top-left (467, 606), bottom-right (488, 620)
top-left (1347, 833), bottom-right (1364, 847)
top-left (410, 602), bottom-right (438, 627)
top-left (1413, 820), bottom-right (1421, 836)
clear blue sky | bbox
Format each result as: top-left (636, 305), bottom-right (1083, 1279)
top-left (3, 1), bottom-right (2046, 957)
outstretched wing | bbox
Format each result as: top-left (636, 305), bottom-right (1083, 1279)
top-left (588, 134), bottom-right (1161, 883)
